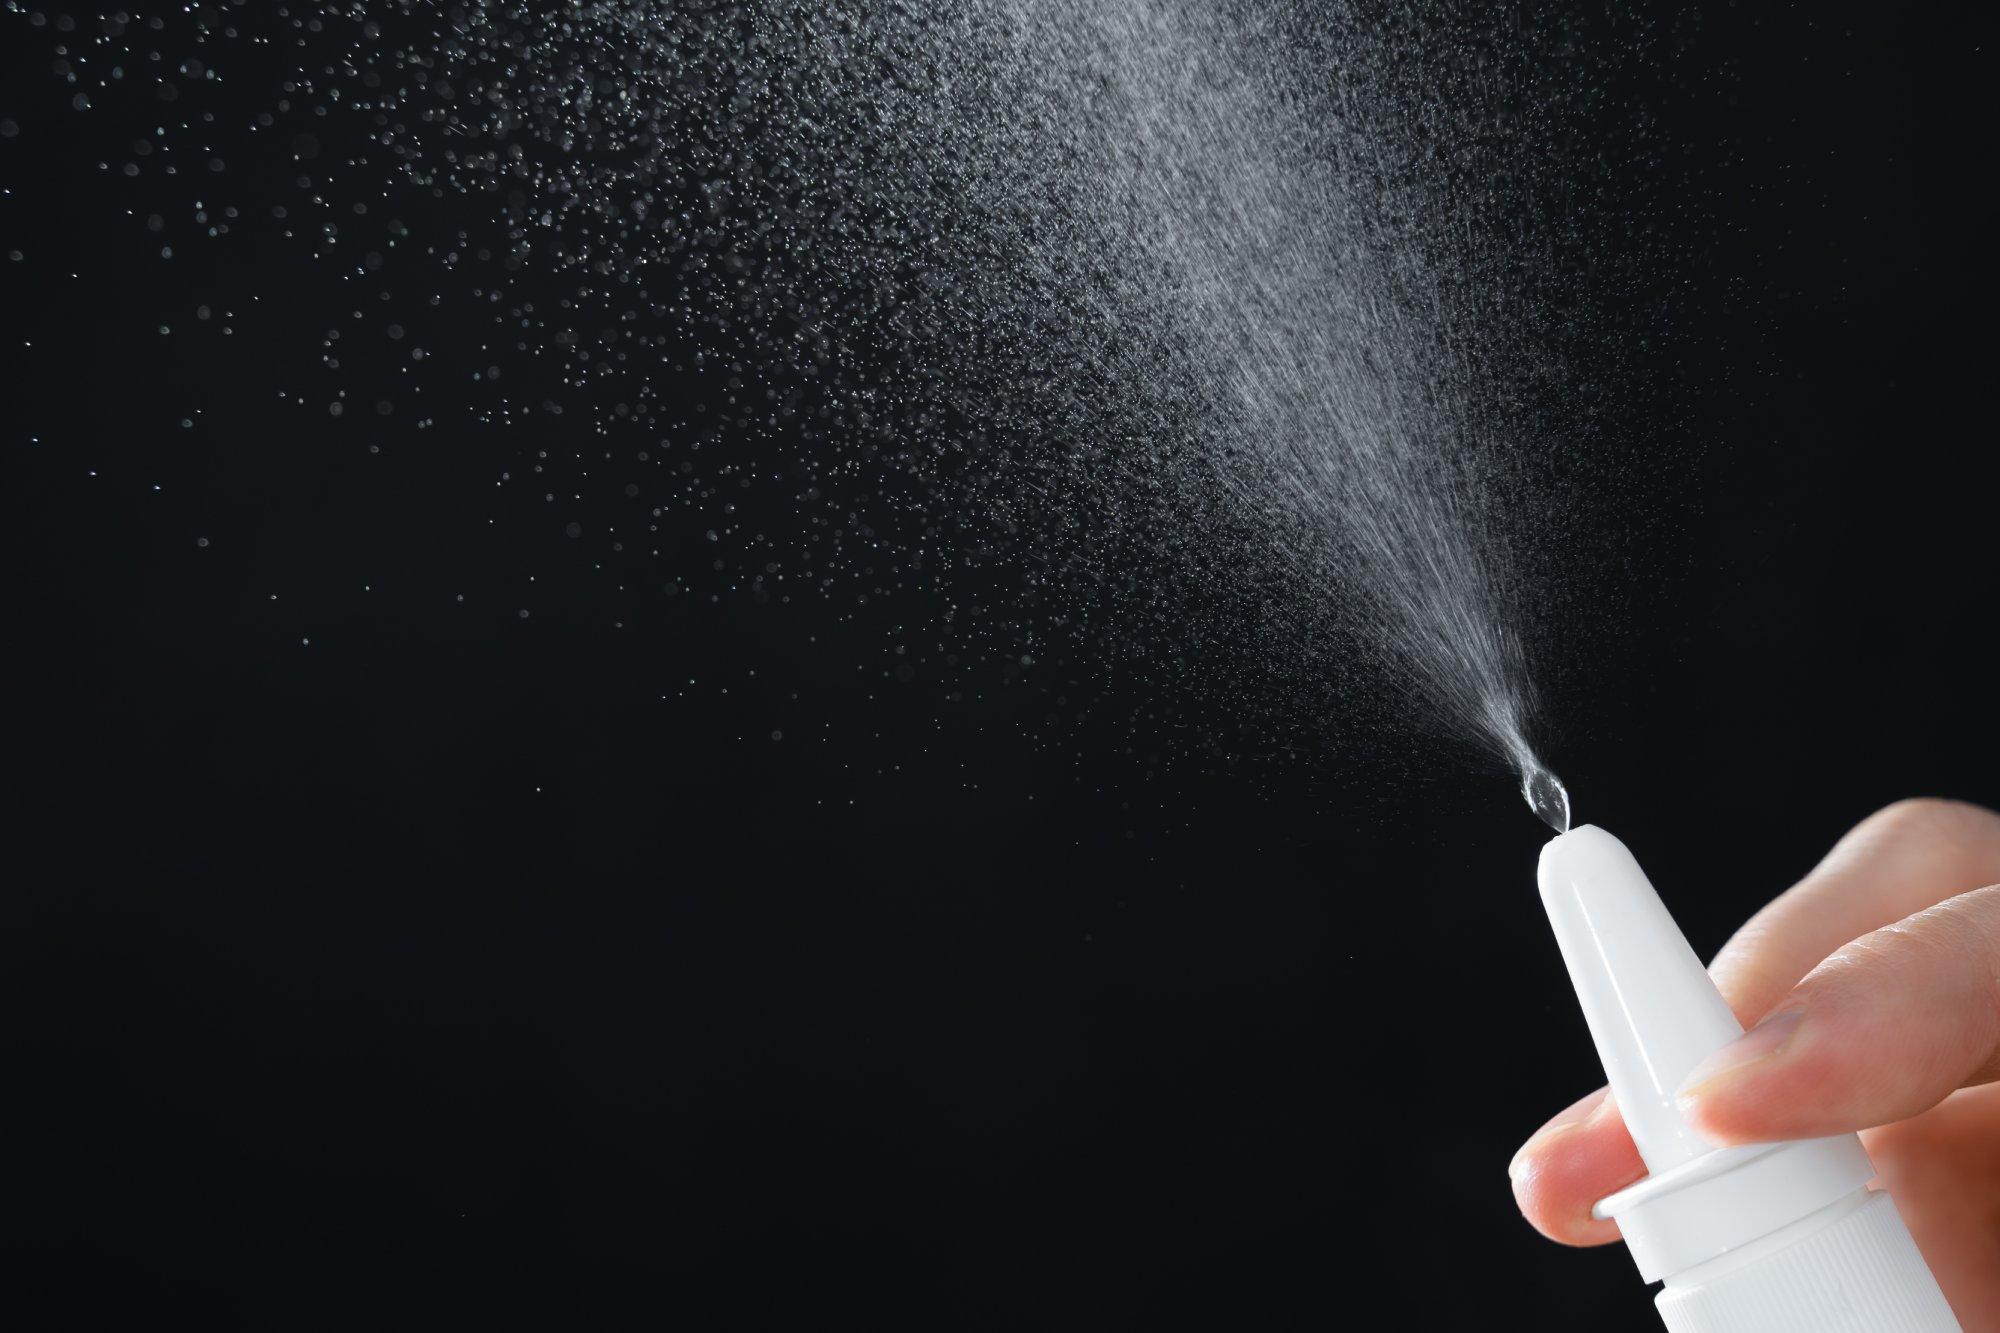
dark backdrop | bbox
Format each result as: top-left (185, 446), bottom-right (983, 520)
top-left (3, 2), bottom-right (1996, 1327)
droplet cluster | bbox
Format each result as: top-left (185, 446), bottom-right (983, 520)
top-left (4, 1), bottom-right (1690, 783)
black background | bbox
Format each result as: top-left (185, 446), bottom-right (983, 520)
top-left (4, 2), bottom-right (1997, 1328)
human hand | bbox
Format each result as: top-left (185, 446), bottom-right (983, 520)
top-left (1509, 799), bottom-right (2000, 1330)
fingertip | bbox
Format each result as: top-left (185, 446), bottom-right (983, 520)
top-left (1678, 1028), bottom-right (1902, 1146)
top-left (1508, 1092), bottom-right (1643, 1247)
top-left (1680, 889), bottom-right (2000, 1142)
top-left (1677, 1053), bottom-right (1817, 1143)
top-left (1674, 1010), bottom-right (1811, 1144)
top-left (1678, 1086), bottom-right (1780, 1146)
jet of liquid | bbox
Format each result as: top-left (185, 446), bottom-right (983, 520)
top-left (1522, 764), bottom-right (1571, 834)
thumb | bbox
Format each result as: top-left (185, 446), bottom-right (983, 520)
top-left (1678, 884), bottom-right (2000, 1143)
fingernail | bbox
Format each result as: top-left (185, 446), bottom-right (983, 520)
top-left (1677, 1010), bottom-right (1805, 1102)
top-left (1509, 1087), bottom-right (1610, 1180)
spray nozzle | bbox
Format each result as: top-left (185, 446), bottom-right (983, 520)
top-left (1538, 825), bottom-right (1739, 1171)
top-left (1533, 826), bottom-right (1960, 1328)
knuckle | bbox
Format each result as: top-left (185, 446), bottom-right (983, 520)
top-left (1848, 799), bottom-right (2000, 887)
top-left (1864, 796), bottom-right (1989, 839)
top-left (1862, 796), bottom-right (2000, 848)
top-left (1897, 885), bottom-right (2000, 958)
top-left (1805, 911), bottom-right (1964, 997)
top-left (1815, 885), bottom-right (2000, 1038)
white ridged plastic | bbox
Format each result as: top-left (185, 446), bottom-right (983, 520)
top-left (1656, 1191), bottom-right (1959, 1333)
top-left (1538, 827), bottom-right (1961, 1333)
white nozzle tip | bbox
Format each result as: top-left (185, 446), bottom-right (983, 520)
top-left (1538, 825), bottom-right (1742, 1173)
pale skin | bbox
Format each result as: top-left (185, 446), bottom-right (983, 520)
top-left (1509, 798), bottom-right (2000, 1331)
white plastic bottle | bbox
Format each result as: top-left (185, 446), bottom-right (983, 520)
top-left (1537, 825), bottom-right (1962, 1332)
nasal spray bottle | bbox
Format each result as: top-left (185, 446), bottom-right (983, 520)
top-left (1526, 776), bottom-right (1961, 1331)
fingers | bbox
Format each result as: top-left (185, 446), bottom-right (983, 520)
top-left (1507, 1087), bottom-right (1642, 1246)
top-left (1707, 799), bottom-right (2000, 1025)
top-left (1679, 884), bottom-right (2000, 1143)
